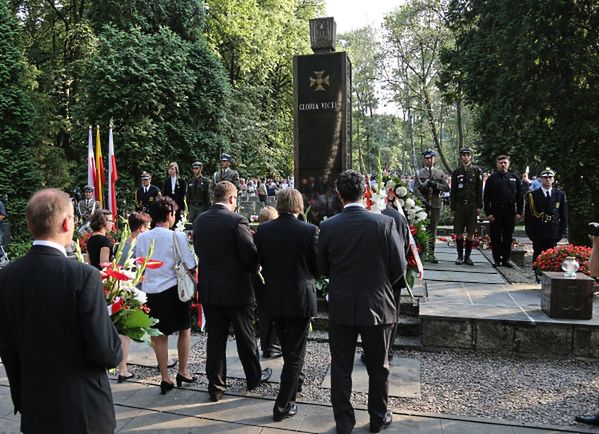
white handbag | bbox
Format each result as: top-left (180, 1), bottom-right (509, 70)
top-left (173, 232), bottom-right (196, 302)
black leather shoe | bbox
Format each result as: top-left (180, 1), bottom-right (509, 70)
top-left (209, 391), bottom-right (224, 402)
top-left (428, 255), bottom-right (439, 264)
top-left (273, 403), bottom-right (298, 422)
top-left (464, 257), bottom-right (474, 266)
top-left (117, 373), bottom-right (135, 383)
top-left (370, 411), bottom-right (392, 433)
top-left (248, 367), bottom-right (272, 390)
top-left (502, 260), bottom-right (515, 268)
top-left (160, 380), bottom-right (174, 395)
top-left (455, 257), bottom-right (464, 265)
top-left (575, 414), bottom-right (599, 425)
top-left (176, 373), bottom-right (198, 387)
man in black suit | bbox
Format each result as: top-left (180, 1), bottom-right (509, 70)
top-left (318, 170), bottom-right (406, 434)
top-left (254, 188), bottom-right (319, 422)
top-left (524, 168), bottom-right (568, 264)
top-left (193, 181), bottom-right (271, 402)
top-left (0, 188), bottom-right (122, 433)
top-left (135, 171), bottom-right (161, 213)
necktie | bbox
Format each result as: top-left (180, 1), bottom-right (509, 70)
top-left (144, 187), bottom-right (148, 194)
top-left (546, 191), bottom-right (550, 199)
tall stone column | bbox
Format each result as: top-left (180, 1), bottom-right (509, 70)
top-left (294, 17), bottom-right (352, 224)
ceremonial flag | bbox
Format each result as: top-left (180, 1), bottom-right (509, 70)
top-left (107, 127), bottom-right (118, 226)
top-left (95, 126), bottom-right (105, 207)
top-left (87, 127), bottom-right (96, 190)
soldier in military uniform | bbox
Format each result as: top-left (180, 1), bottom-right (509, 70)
top-left (413, 149), bottom-right (450, 263)
top-left (451, 148), bottom-right (483, 265)
top-left (77, 186), bottom-right (101, 233)
top-left (134, 171), bottom-right (161, 213)
top-left (186, 161), bottom-right (211, 223)
top-left (524, 168), bottom-right (567, 264)
top-left (209, 153), bottom-right (241, 202)
top-left (483, 155), bottom-right (523, 268)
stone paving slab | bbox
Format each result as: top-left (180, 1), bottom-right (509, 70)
top-left (320, 354), bottom-right (421, 398)
top-left (430, 252), bottom-right (489, 264)
top-left (424, 262), bottom-right (498, 274)
top-left (0, 382), bottom-right (592, 433)
top-left (225, 340), bottom-right (284, 384)
top-left (425, 269), bottom-right (506, 284)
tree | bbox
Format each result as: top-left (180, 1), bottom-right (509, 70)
top-left (382, 0), bottom-right (457, 173)
top-left (442, 0), bottom-right (599, 244)
top-left (76, 0), bottom-right (229, 205)
top-left (0, 0), bottom-right (42, 245)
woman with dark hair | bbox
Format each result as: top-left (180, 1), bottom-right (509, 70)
top-left (87, 209), bottom-right (115, 269)
top-left (163, 162), bottom-right (186, 225)
top-left (115, 211), bottom-right (152, 383)
top-left (136, 197), bottom-right (197, 394)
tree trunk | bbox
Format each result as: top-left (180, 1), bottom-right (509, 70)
top-left (423, 86), bottom-right (452, 173)
top-left (456, 97), bottom-right (464, 150)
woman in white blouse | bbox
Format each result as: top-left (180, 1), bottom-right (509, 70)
top-left (136, 197), bottom-right (197, 394)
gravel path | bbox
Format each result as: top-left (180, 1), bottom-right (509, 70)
top-left (126, 334), bottom-right (599, 429)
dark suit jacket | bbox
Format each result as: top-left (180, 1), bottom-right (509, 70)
top-left (163, 177), bottom-right (187, 212)
top-left (0, 245), bottom-right (122, 433)
top-left (135, 184), bottom-right (161, 212)
top-left (525, 188), bottom-right (568, 241)
top-left (254, 213), bottom-right (319, 319)
top-left (193, 204), bottom-right (259, 306)
top-left (317, 206), bottom-right (406, 326)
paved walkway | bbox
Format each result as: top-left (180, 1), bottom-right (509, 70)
top-left (0, 365), bottom-right (593, 433)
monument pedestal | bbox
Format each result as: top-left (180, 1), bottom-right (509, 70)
top-left (541, 271), bottom-right (594, 319)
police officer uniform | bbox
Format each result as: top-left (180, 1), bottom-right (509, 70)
top-left (77, 186), bottom-right (101, 226)
top-left (186, 162), bottom-right (211, 223)
top-left (524, 168), bottom-right (567, 264)
top-left (210, 153), bottom-right (241, 201)
top-left (451, 148), bottom-right (483, 265)
top-left (413, 149), bottom-right (450, 262)
top-left (483, 163), bottom-right (523, 267)
top-left (135, 172), bottom-right (161, 213)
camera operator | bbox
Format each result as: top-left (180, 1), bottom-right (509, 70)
top-left (574, 222), bottom-right (599, 426)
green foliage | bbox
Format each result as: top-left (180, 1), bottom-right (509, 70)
top-left (76, 19), bottom-right (228, 206)
top-left (442, 0), bottom-right (599, 244)
top-left (0, 0), bottom-right (42, 240)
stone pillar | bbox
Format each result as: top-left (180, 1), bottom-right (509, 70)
top-left (294, 17), bottom-right (351, 224)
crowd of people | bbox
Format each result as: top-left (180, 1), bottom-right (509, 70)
top-left (0, 147), bottom-right (587, 433)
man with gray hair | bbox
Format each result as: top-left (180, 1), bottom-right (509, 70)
top-left (0, 188), bottom-right (122, 433)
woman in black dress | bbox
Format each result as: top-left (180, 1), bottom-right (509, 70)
top-left (87, 209), bottom-right (115, 269)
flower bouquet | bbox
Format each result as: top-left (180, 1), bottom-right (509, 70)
top-left (533, 244), bottom-right (592, 276)
top-left (75, 225), bottom-right (164, 343)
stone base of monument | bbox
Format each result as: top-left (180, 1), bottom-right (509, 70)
top-left (541, 271), bottom-right (594, 320)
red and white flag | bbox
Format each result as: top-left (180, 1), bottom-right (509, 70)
top-left (95, 126), bottom-right (105, 207)
top-left (87, 126), bottom-right (97, 190)
top-left (107, 127), bottom-right (118, 225)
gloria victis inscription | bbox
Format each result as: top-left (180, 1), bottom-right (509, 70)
top-left (298, 101), bottom-right (339, 111)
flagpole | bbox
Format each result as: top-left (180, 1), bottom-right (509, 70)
top-left (95, 126), bottom-right (105, 208)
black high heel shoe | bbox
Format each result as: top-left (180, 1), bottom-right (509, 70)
top-left (176, 373), bottom-right (198, 387)
top-left (160, 380), bottom-right (175, 395)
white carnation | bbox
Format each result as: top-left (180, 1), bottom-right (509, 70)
top-left (386, 180), bottom-right (396, 190)
top-left (395, 186), bottom-right (408, 198)
top-left (405, 198), bottom-right (415, 208)
top-left (416, 211), bottom-right (428, 221)
top-left (398, 199), bottom-right (405, 207)
top-left (132, 287), bottom-right (147, 304)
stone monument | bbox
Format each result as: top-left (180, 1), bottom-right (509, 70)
top-left (294, 17), bottom-right (351, 223)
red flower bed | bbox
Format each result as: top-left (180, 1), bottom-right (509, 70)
top-left (533, 244), bottom-right (592, 276)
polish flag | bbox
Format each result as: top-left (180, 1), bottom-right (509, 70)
top-left (87, 127), bottom-right (97, 191)
top-left (107, 127), bottom-right (118, 226)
